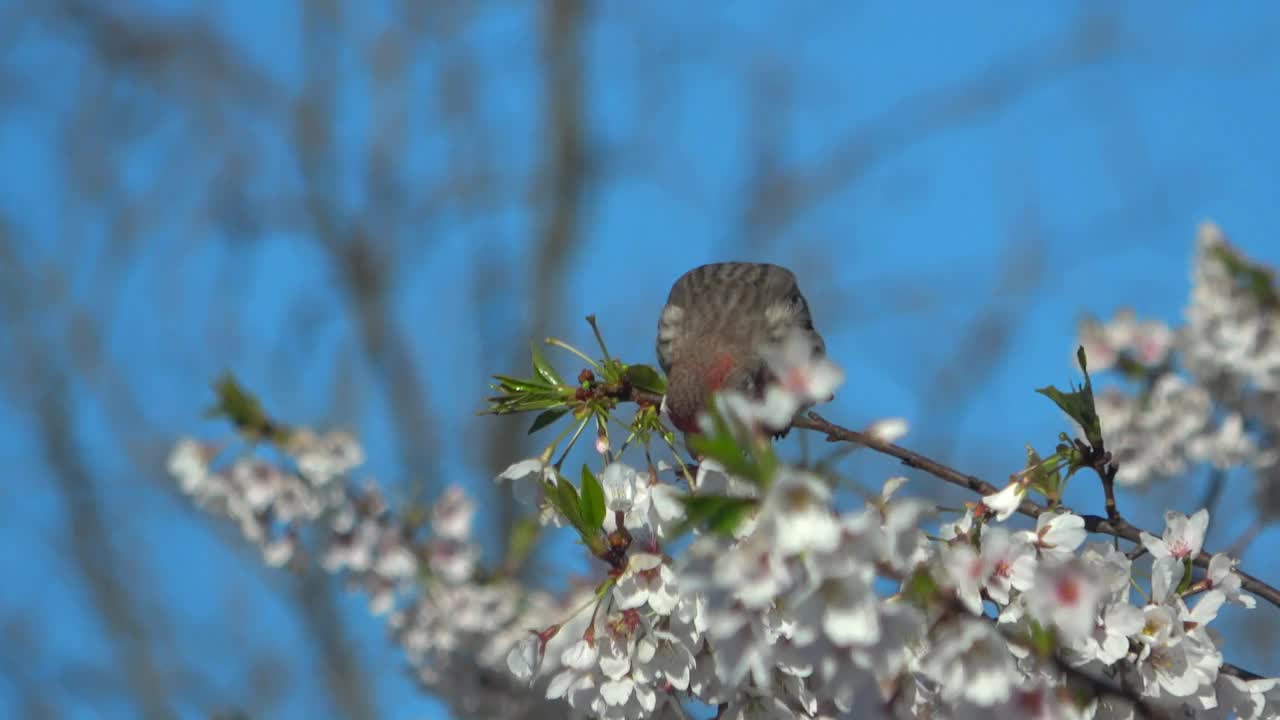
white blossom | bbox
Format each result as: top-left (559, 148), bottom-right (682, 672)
top-left (981, 480), bottom-right (1026, 522)
top-left (614, 553), bottom-right (680, 615)
top-left (760, 468), bottom-right (840, 556)
top-left (497, 456), bottom-right (557, 509)
top-left (1141, 509), bottom-right (1209, 561)
top-left (1205, 553), bottom-right (1256, 608)
top-left (1026, 561), bottom-right (1101, 642)
top-left (923, 620), bottom-right (1018, 706)
top-left (600, 462), bottom-right (638, 513)
top-left (1020, 511), bottom-right (1086, 559)
top-left (506, 632), bottom-right (543, 684)
top-left (979, 527), bottom-right (1036, 605)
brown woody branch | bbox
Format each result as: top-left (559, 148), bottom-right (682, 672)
top-left (791, 411), bottom-right (1280, 612)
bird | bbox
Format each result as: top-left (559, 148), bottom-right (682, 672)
top-left (655, 262), bottom-right (827, 440)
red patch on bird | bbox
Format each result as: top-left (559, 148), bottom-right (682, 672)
top-left (704, 352), bottom-right (737, 391)
top-left (671, 412), bottom-right (700, 433)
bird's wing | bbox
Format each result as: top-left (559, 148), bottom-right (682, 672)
top-left (658, 263), bottom-right (765, 373)
top-left (656, 300), bottom-right (684, 374)
top-left (752, 265), bottom-right (824, 353)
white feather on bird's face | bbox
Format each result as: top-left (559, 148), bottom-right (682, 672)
top-left (655, 262), bottom-right (826, 436)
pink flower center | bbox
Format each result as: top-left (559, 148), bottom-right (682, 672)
top-left (1056, 576), bottom-right (1081, 606)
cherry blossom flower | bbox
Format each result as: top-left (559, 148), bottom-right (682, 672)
top-left (1025, 561), bottom-right (1101, 642)
top-left (1205, 553), bottom-right (1256, 608)
top-left (614, 553), bottom-right (680, 615)
top-left (507, 632), bottom-right (544, 683)
top-left (496, 456), bottom-right (556, 508)
top-left (600, 462), bottom-right (638, 513)
top-left (760, 328), bottom-right (845, 406)
top-left (979, 527), bottom-right (1036, 605)
top-left (1141, 509), bottom-right (1209, 561)
top-left (941, 544), bottom-right (987, 616)
top-left (1080, 599), bottom-right (1144, 666)
top-left (760, 468), bottom-right (840, 556)
top-left (980, 480), bottom-right (1026, 522)
top-left (1020, 511), bottom-right (1086, 559)
top-left (1211, 673), bottom-right (1277, 720)
top-left (292, 429), bottom-right (365, 484)
top-left (923, 620), bottom-right (1018, 706)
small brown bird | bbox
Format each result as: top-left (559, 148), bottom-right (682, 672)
top-left (656, 262), bottom-right (826, 437)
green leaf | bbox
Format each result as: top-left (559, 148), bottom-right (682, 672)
top-left (671, 494), bottom-right (758, 538)
top-left (1035, 346), bottom-right (1104, 449)
top-left (685, 406), bottom-right (776, 485)
top-left (1177, 556), bottom-right (1194, 594)
top-left (1210, 243), bottom-right (1280, 310)
top-left (531, 343), bottom-right (565, 387)
top-left (903, 568), bottom-right (941, 608)
top-left (624, 364), bottom-right (667, 394)
top-left (492, 374), bottom-right (555, 393)
top-left (206, 373), bottom-right (287, 442)
top-left (1024, 444), bottom-right (1061, 500)
top-left (1027, 619), bottom-right (1057, 659)
top-left (555, 474), bottom-right (585, 531)
top-left (528, 408), bottom-right (568, 434)
top-left (580, 465), bottom-right (606, 530)
top-left (542, 476), bottom-right (573, 524)
top-left (540, 475), bottom-right (603, 554)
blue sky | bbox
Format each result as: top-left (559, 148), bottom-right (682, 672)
top-left (2, 2), bottom-right (1280, 718)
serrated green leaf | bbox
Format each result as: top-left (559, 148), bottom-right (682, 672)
top-left (492, 374), bottom-right (556, 392)
top-left (580, 465), bottom-right (606, 530)
top-left (624, 364), bottom-right (667, 394)
top-left (1035, 346), bottom-right (1104, 449)
top-left (528, 408), bottom-right (569, 434)
top-left (484, 387), bottom-right (570, 416)
top-left (531, 343), bottom-right (565, 387)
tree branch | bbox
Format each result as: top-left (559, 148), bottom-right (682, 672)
top-left (790, 411), bottom-right (1280, 611)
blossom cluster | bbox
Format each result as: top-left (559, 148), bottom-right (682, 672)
top-left (1077, 223), bottom-right (1276, 497)
top-left (162, 235), bottom-right (1280, 719)
top-left (167, 430), bottom-right (568, 719)
top-left (490, 328), bottom-right (1276, 719)
top-left (503, 463), bottom-right (1273, 718)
